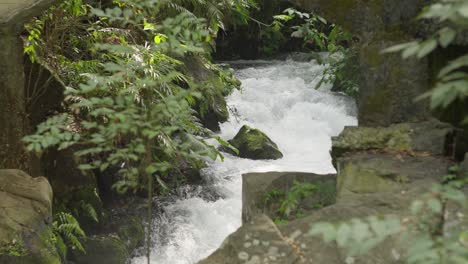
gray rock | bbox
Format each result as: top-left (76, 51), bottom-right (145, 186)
top-left (0, 0), bottom-right (55, 28)
top-left (336, 153), bottom-right (452, 200)
top-left (198, 215), bottom-right (302, 264)
top-left (0, 169), bottom-right (60, 264)
top-left (332, 120), bottom-right (455, 165)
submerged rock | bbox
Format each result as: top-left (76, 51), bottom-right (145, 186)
top-left (229, 125), bottom-right (283, 160)
top-left (0, 170), bottom-right (60, 264)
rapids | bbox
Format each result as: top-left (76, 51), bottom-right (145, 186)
top-left (132, 56), bottom-right (357, 264)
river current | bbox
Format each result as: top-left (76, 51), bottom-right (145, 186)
top-left (132, 56), bottom-right (358, 264)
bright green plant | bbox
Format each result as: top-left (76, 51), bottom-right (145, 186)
top-left (316, 51), bottom-right (360, 97)
top-left (272, 8), bottom-right (352, 53)
top-left (279, 181), bottom-right (317, 217)
top-left (0, 239), bottom-right (27, 257)
top-left (50, 212), bottom-right (87, 259)
top-left (263, 181), bottom-right (319, 224)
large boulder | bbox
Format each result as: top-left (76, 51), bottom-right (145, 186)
top-left (0, 0), bottom-right (55, 28)
top-left (198, 215), bottom-right (302, 264)
top-left (229, 125), bottom-right (283, 160)
top-left (242, 172), bottom-right (336, 223)
top-left (0, 169), bottom-right (60, 264)
top-left (0, 0), bottom-right (55, 171)
top-left (332, 120), bottom-right (455, 165)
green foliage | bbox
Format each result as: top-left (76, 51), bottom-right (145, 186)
top-left (263, 181), bottom-right (319, 223)
top-left (316, 51), bottom-right (360, 97)
top-left (263, 188), bottom-right (284, 204)
top-left (279, 181), bottom-right (317, 217)
top-left (0, 239), bottom-right (27, 257)
top-left (23, 0), bottom-right (253, 262)
top-left (51, 212), bottom-right (86, 259)
top-left (23, 0), bottom-right (249, 194)
top-left (258, 7), bottom-right (357, 95)
top-left (268, 8), bottom-right (352, 53)
top-left (383, 0), bottom-right (468, 114)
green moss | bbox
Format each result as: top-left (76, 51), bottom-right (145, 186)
top-left (0, 230), bottom-right (61, 264)
top-left (332, 124), bottom-right (413, 164)
top-left (337, 163), bottom-right (398, 196)
top-left (229, 125), bottom-right (283, 160)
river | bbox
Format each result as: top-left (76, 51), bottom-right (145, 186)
top-left (132, 56), bottom-right (358, 264)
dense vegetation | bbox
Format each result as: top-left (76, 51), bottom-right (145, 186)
top-left (21, 0), bottom-right (256, 261)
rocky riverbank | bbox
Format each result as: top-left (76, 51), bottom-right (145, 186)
top-left (199, 119), bottom-right (468, 263)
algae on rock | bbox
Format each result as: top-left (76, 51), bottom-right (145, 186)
top-left (229, 125), bottom-right (283, 160)
top-left (331, 120), bottom-right (455, 165)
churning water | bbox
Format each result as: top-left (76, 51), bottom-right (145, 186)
top-left (132, 56), bottom-right (358, 264)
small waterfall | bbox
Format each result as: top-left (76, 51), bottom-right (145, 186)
top-left (132, 57), bottom-right (358, 264)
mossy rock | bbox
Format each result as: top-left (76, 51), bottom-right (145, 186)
top-left (331, 120), bottom-right (454, 166)
top-left (69, 235), bottom-right (129, 264)
top-left (336, 152), bottom-right (452, 199)
top-left (229, 125), bottom-right (283, 160)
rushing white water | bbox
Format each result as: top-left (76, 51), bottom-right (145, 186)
top-left (132, 57), bottom-right (357, 264)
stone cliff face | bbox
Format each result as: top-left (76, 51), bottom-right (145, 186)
top-left (290, 0), bottom-right (432, 126)
top-left (0, 0), bottom-right (56, 171)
